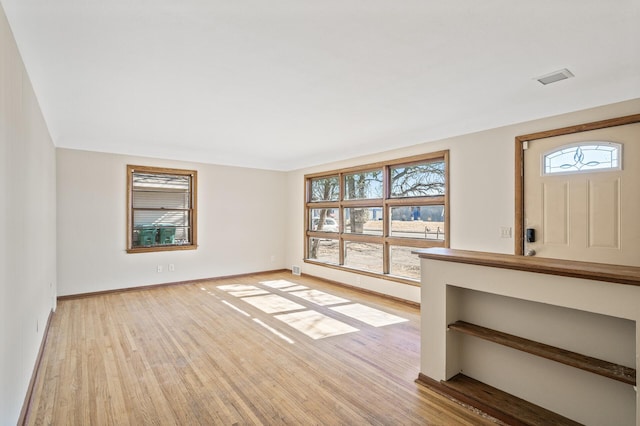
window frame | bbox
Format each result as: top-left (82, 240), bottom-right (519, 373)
top-left (126, 165), bottom-right (198, 253)
top-left (304, 151), bottom-right (449, 285)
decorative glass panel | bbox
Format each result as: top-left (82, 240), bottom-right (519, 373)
top-left (389, 246), bottom-right (421, 280)
top-left (310, 176), bottom-right (339, 201)
top-left (390, 205), bottom-right (445, 240)
top-left (343, 208), bottom-right (383, 235)
top-left (343, 170), bottom-right (383, 200)
top-left (390, 161), bottom-right (445, 197)
top-left (543, 142), bottom-right (621, 175)
top-left (344, 242), bottom-right (383, 274)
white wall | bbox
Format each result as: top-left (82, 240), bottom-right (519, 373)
top-left (0, 4), bottom-right (57, 424)
top-left (284, 98), bottom-right (640, 303)
top-left (56, 149), bottom-right (286, 296)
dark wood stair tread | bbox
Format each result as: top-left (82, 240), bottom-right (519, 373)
top-left (448, 321), bottom-right (636, 386)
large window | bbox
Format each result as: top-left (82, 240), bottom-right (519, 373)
top-left (304, 151), bottom-right (449, 283)
top-left (127, 165), bottom-right (197, 253)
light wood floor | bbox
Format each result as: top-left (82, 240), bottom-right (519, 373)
top-left (26, 271), bottom-right (500, 425)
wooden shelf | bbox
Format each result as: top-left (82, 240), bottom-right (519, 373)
top-left (448, 321), bottom-right (636, 386)
top-left (414, 248), bottom-right (640, 287)
top-left (431, 373), bottom-right (583, 426)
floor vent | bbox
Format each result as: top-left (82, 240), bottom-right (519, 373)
top-left (292, 265), bottom-right (301, 276)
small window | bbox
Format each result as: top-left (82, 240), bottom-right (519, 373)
top-left (309, 209), bottom-right (339, 232)
top-left (390, 160), bottom-right (445, 197)
top-left (389, 246), bottom-right (421, 280)
top-left (389, 205), bottom-right (445, 240)
top-left (308, 238), bottom-right (339, 264)
top-left (310, 176), bottom-right (339, 202)
top-left (127, 165), bottom-right (197, 253)
top-left (543, 142), bottom-right (622, 175)
top-left (343, 241), bottom-right (383, 274)
top-left (343, 207), bottom-right (383, 235)
top-left (343, 170), bottom-right (383, 200)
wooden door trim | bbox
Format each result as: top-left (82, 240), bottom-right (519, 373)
top-left (514, 113), bottom-right (640, 255)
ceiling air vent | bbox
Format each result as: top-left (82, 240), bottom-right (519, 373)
top-left (536, 68), bottom-right (574, 85)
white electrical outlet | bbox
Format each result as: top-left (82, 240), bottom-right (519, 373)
top-left (157, 265), bottom-right (163, 273)
top-left (500, 226), bottom-right (512, 238)
top-left (168, 264), bottom-right (175, 272)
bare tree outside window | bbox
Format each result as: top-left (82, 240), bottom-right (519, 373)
top-left (310, 176), bottom-right (339, 202)
top-left (390, 161), bottom-right (445, 197)
top-left (344, 170), bottom-right (383, 200)
top-left (344, 170), bottom-right (382, 233)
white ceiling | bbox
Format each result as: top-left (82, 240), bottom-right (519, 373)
top-left (3, 1), bottom-right (639, 171)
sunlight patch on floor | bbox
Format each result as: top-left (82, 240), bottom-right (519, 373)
top-left (217, 279), bottom-right (406, 340)
top-left (274, 310), bottom-right (359, 339)
top-left (253, 318), bottom-right (295, 344)
top-left (221, 300), bottom-right (251, 317)
top-left (260, 279), bottom-right (297, 289)
top-left (260, 280), bottom-right (310, 292)
top-left (281, 285), bottom-right (308, 292)
top-left (240, 294), bottom-right (306, 314)
top-left (330, 303), bottom-right (409, 327)
top-left (289, 289), bottom-right (350, 306)
top-left (218, 284), bottom-right (271, 297)
top-left (218, 284), bottom-right (261, 292)
top-left (228, 289), bottom-right (271, 297)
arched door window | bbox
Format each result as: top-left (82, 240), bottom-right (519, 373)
top-left (542, 142), bottom-right (622, 175)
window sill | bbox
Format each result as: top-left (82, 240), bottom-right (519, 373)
top-left (303, 259), bottom-right (420, 287)
top-left (127, 244), bottom-right (197, 254)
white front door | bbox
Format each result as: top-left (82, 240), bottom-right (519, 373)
top-left (523, 122), bottom-right (640, 266)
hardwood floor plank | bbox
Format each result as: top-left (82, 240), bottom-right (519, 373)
top-left (26, 271), bottom-right (501, 425)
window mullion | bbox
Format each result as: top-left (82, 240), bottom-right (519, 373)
top-left (341, 199), bottom-right (383, 208)
top-left (339, 172), bottom-right (345, 265)
top-left (383, 166), bottom-right (390, 274)
top-left (386, 196), bottom-right (445, 207)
